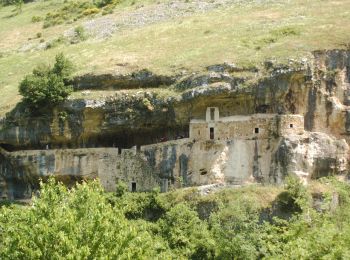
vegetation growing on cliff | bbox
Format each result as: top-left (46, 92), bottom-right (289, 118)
top-left (1, 177), bottom-right (350, 259)
top-left (18, 53), bottom-right (73, 108)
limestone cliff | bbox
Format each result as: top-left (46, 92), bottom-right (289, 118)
top-left (1, 49), bottom-right (350, 199)
top-left (1, 50), bottom-right (349, 149)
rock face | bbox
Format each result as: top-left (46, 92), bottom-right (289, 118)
top-left (270, 132), bottom-right (349, 184)
top-left (2, 50), bottom-right (349, 150)
top-left (1, 49), bottom-right (350, 199)
top-left (1, 129), bottom-right (348, 200)
top-left (73, 69), bottom-right (176, 90)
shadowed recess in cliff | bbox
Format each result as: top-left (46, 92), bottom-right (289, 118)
top-left (304, 86), bottom-right (317, 131)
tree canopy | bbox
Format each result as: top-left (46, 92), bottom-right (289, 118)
top-left (1, 177), bottom-right (350, 259)
top-left (19, 53), bottom-right (73, 108)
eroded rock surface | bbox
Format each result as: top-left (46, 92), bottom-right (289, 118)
top-left (1, 49), bottom-right (350, 199)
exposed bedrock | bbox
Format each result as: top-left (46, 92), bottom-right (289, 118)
top-left (1, 130), bottom-right (348, 200)
top-left (1, 50), bottom-right (349, 151)
top-left (73, 69), bottom-right (176, 90)
top-left (1, 50), bottom-right (350, 199)
top-left (0, 71), bottom-right (310, 149)
top-left (270, 132), bottom-right (349, 184)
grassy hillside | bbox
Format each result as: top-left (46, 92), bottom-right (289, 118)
top-left (0, 0), bottom-right (349, 115)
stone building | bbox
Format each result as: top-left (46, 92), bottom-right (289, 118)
top-left (1, 108), bottom-right (348, 200)
top-left (189, 107), bottom-right (304, 141)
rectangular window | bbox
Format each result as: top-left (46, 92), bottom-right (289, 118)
top-left (210, 108), bottom-right (215, 121)
top-left (210, 127), bottom-right (214, 139)
top-left (290, 124), bottom-right (293, 128)
top-left (255, 127), bottom-right (259, 134)
top-left (131, 182), bottom-right (137, 192)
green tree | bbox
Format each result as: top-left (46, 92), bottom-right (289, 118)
top-left (51, 53), bottom-right (74, 80)
top-left (0, 178), bottom-right (158, 259)
top-left (210, 198), bottom-right (262, 259)
top-left (19, 53), bottom-right (73, 108)
top-left (158, 203), bottom-right (215, 259)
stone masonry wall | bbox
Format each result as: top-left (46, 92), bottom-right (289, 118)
top-left (1, 114), bottom-right (347, 200)
top-left (189, 114), bottom-right (304, 141)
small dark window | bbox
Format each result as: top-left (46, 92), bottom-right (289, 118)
top-left (210, 127), bottom-right (214, 139)
top-left (198, 130), bottom-right (200, 135)
top-left (290, 124), bottom-right (293, 128)
top-left (210, 108), bottom-right (215, 121)
top-left (255, 128), bottom-right (259, 134)
top-left (131, 182), bottom-right (136, 192)
top-left (200, 168), bottom-right (208, 175)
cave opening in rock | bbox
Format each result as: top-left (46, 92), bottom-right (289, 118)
top-left (4, 125), bottom-right (189, 151)
top-left (0, 143), bottom-right (16, 152)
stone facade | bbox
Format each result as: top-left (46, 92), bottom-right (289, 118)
top-left (189, 107), bottom-right (304, 141)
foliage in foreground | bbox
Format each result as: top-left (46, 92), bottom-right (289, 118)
top-left (1, 177), bottom-right (350, 259)
top-left (19, 53), bottom-right (73, 108)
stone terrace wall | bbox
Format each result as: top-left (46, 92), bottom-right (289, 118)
top-left (0, 147), bottom-right (159, 199)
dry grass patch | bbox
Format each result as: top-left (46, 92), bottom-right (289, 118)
top-left (0, 0), bottom-right (350, 115)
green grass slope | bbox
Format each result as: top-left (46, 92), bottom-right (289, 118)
top-left (0, 0), bottom-right (349, 115)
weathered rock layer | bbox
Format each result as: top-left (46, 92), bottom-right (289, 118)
top-left (1, 49), bottom-right (350, 199)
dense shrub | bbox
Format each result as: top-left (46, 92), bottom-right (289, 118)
top-left (2, 177), bottom-right (350, 259)
top-left (158, 203), bottom-right (215, 259)
top-left (42, 0), bottom-right (120, 28)
top-left (72, 25), bottom-right (88, 43)
top-left (93, 0), bottom-right (114, 8)
top-left (82, 7), bottom-right (100, 15)
top-left (210, 198), bottom-right (262, 259)
top-left (19, 53), bottom-right (73, 108)
top-left (31, 15), bottom-right (42, 23)
top-left (0, 179), bottom-right (159, 259)
top-left (276, 175), bottom-right (310, 213)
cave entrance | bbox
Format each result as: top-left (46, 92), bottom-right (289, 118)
top-left (0, 143), bottom-right (16, 152)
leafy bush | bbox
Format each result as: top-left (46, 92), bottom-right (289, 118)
top-left (31, 15), bottom-right (42, 23)
top-left (19, 53), bottom-right (74, 108)
top-left (114, 188), bottom-right (166, 221)
top-left (93, 0), bottom-right (114, 8)
top-left (210, 198), bottom-right (262, 259)
top-left (43, 1), bottom-right (94, 28)
top-left (82, 7), bottom-right (100, 16)
top-left (2, 178), bottom-right (350, 258)
top-left (72, 25), bottom-right (88, 43)
top-left (271, 26), bottom-right (301, 37)
top-left (46, 35), bottom-right (67, 49)
top-left (42, 0), bottom-right (118, 28)
top-left (0, 178), bottom-right (159, 259)
top-left (277, 175), bottom-right (310, 212)
top-left (159, 203), bottom-right (215, 259)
